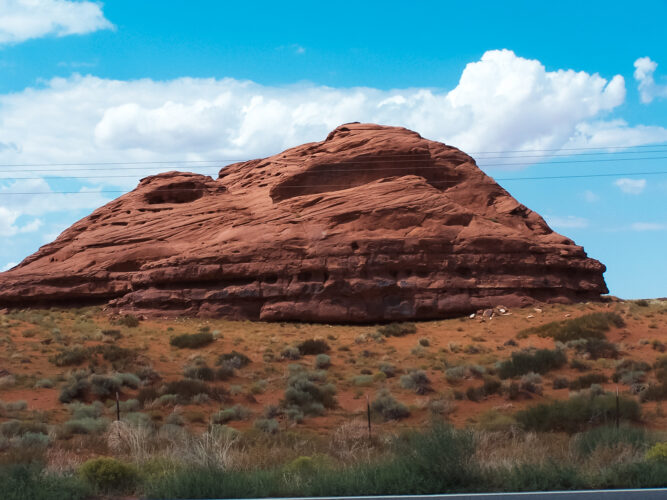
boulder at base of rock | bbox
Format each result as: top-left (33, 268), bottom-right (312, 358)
top-left (0, 123), bottom-right (608, 322)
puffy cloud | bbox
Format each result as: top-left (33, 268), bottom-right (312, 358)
top-left (634, 57), bottom-right (667, 104)
top-left (583, 190), bottom-right (600, 203)
top-left (614, 178), bottom-right (646, 195)
top-left (545, 215), bottom-right (589, 229)
top-left (0, 0), bottom-right (113, 44)
top-left (0, 206), bottom-right (42, 236)
top-left (1, 50), bottom-right (665, 172)
top-left (1, 262), bottom-right (17, 272)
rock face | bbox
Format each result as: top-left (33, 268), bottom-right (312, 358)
top-left (0, 124), bottom-right (608, 322)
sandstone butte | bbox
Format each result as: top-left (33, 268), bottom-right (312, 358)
top-left (0, 123), bottom-right (608, 322)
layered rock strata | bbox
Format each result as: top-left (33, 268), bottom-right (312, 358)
top-left (0, 124), bottom-right (608, 321)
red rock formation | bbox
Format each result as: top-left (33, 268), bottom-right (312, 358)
top-left (0, 124), bottom-right (607, 322)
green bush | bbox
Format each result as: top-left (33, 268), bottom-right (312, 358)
top-left (371, 388), bottom-right (410, 421)
top-left (281, 346), bottom-right (301, 360)
top-left (64, 417), bottom-right (110, 435)
top-left (50, 347), bottom-right (87, 367)
top-left (170, 332), bottom-right (214, 349)
top-left (314, 354), bottom-right (331, 369)
top-left (646, 442), bottom-right (667, 462)
top-left (516, 393), bottom-right (641, 433)
top-left (79, 457), bottom-right (138, 493)
top-left (399, 370), bottom-right (431, 394)
top-left (0, 464), bottom-right (91, 500)
top-left (575, 425), bottom-right (651, 456)
top-left (183, 364), bottom-right (215, 381)
top-left (298, 339), bottom-right (330, 355)
top-left (282, 368), bottom-right (337, 416)
top-left (498, 349), bottom-right (567, 379)
top-left (217, 350), bottom-right (251, 368)
top-left (90, 375), bottom-right (122, 397)
top-left (377, 322), bottom-right (417, 337)
top-left (59, 376), bottom-right (91, 403)
top-left (211, 405), bottom-right (252, 424)
top-left (378, 362), bottom-right (397, 378)
top-left (576, 338), bottom-right (619, 359)
top-left (569, 372), bottom-right (608, 390)
top-left (116, 314), bottom-right (140, 328)
top-left (162, 379), bottom-right (226, 403)
top-left (518, 312), bottom-right (624, 342)
top-left (253, 418), bottom-right (279, 434)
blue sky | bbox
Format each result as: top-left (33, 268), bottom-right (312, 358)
top-left (0, 0), bottom-right (666, 298)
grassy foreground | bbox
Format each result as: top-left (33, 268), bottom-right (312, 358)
top-left (1, 423), bottom-right (666, 499)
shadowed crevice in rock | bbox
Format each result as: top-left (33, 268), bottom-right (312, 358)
top-left (0, 123), bottom-right (608, 322)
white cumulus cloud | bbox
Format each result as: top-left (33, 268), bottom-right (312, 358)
top-left (1, 261), bottom-right (17, 271)
top-left (634, 57), bottom-right (667, 104)
top-left (614, 178), bottom-right (646, 195)
top-left (0, 0), bottom-right (113, 44)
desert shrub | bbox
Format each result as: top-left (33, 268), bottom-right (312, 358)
top-left (352, 375), bottom-right (373, 386)
top-left (64, 417), bottom-right (110, 435)
top-left (445, 365), bottom-right (467, 383)
top-left (378, 362), bottom-right (396, 378)
top-left (553, 377), bottom-right (569, 389)
top-left (519, 372), bottom-right (543, 394)
top-left (371, 388), bottom-right (410, 420)
top-left (253, 418), bottom-right (279, 434)
top-left (116, 314), bottom-right (140, 328)
top-left (34, 378), bottom-right (54, 389)
top-left (0, 400), bottom-right (27, 413)
top-left (418, 337), bottom-right (430, 347)
top-left (69, 401), bottom-right (104, 420)
top-left (516, 392), bottom-right (641, 433)
top-left (101, 329), bottom-right (122, 339)
top-left (184, 364), bottom-right (215, 381)
top-left (79, 457), bottom-right (138, 493)
top-left (211, 404), bottom-right (252, 424)
top-left (298, 339), bottom-right (330, 355)
top-left (314, 354), bottom-right (331, 369)
top-left (162, 379), bottom-right (226, 403)
top-left (0, 464), bottom-right (91, 500)
top-left (466, 377), bottom-right (501, 402)
top-left (217, 351), bottom-right (251, 368)
top-left (281, 346), bottom-right (301, 360)
top-left (518, 312), bottom-right (624, 342)
top-left (136, 386), bottom-right (160, 405)
top-left (569, 372), bottom-right (608, 390)
top-left (170, 332), bottom-right (214, 349)
top-left (116, 372), bottom-right (141, 389)
top-left (90, 375), bottom-right (122, 397)
top-left (477, 410), bottom-right (518, 432)
top-left (575, 425), bottom-right (651, 456)
top-left (215, 364), bottom-right (235, 380)
top-left (250, 380), bottom-right (268, 394)
top-left (400, 370), bottom-right (431, 394)
top-left (59, 375), bottom-right (91, 403)
top-left (640, 383), bottom-right (667, 402)
top-left (282, 368), bottom-right (337, 416)
top-left (570, 358), bottom-right (592, 372)
top-left (575, 338), bottom-right (619, 359)
top-left (118, 399), bottom-right (140, 412)
top-left (613, 360), bottom-right (651, 382)
top-left (50, 347), bottom-right (87, 367)
top-left (646, 442), bottom-right (667, 462)
top-left (377, 322), bottom-right (417, 337)
top-left (498, 349), bottom-right (566, 379)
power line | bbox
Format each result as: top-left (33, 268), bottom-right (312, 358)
top-left (0, 154), bottom-right (665, 177)
top-left (0, 144), bottom-right (665, 170)
top-left (0, 170), bottom-right (665, 195)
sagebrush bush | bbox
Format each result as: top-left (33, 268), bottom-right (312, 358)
top-left (575, 425), bottom-right (651, 456)
top-left (282, 368), bottom-right (337, 416)
top-left (170, 332), bottom-right (214, 349)
top-left (377, 322), bottom-right (417, 337)
top-left (569, 372), bottom-right (608, 390)
top-left (59, 375), bottom-right (91, 403)
top-left (498, 349), bottom-right (567, 379)
top-left (281, 346), bottom-right (301, 360)
top-left (518, 312), bottom-right (625, 342)
top-left (253, 418), bottom-right (279, 434)
top-left (116, 314), bottom-right (140, 328)
top-left (162, 379), bottom-right (226, 403)
top-left (315, 354), bottom-right (331, 369)
top-left (79, 457), bottom-right (138, 493)
top-left (50, 347), bottom-right (87, 367)
top-left (516, 393), bottom-right (641, 433)
top-left (573, 338), bottom-right (619, 360)
top-left (400, 370), bottom-right (431, 394)
top-left (64, 417), bottom-right (110, 435)
top-left (371, 388), bottom-right (410, 421)
top-left (217, 351), bottom-right (251, 368)
top-left (184, 364), bottom-right (215, 381)
top-left (211, 404), bottom-right (252, 424)
top-left (378, 362), bottom-right (396, 378)
top-left (298, 339), bottom-right (330, 355)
